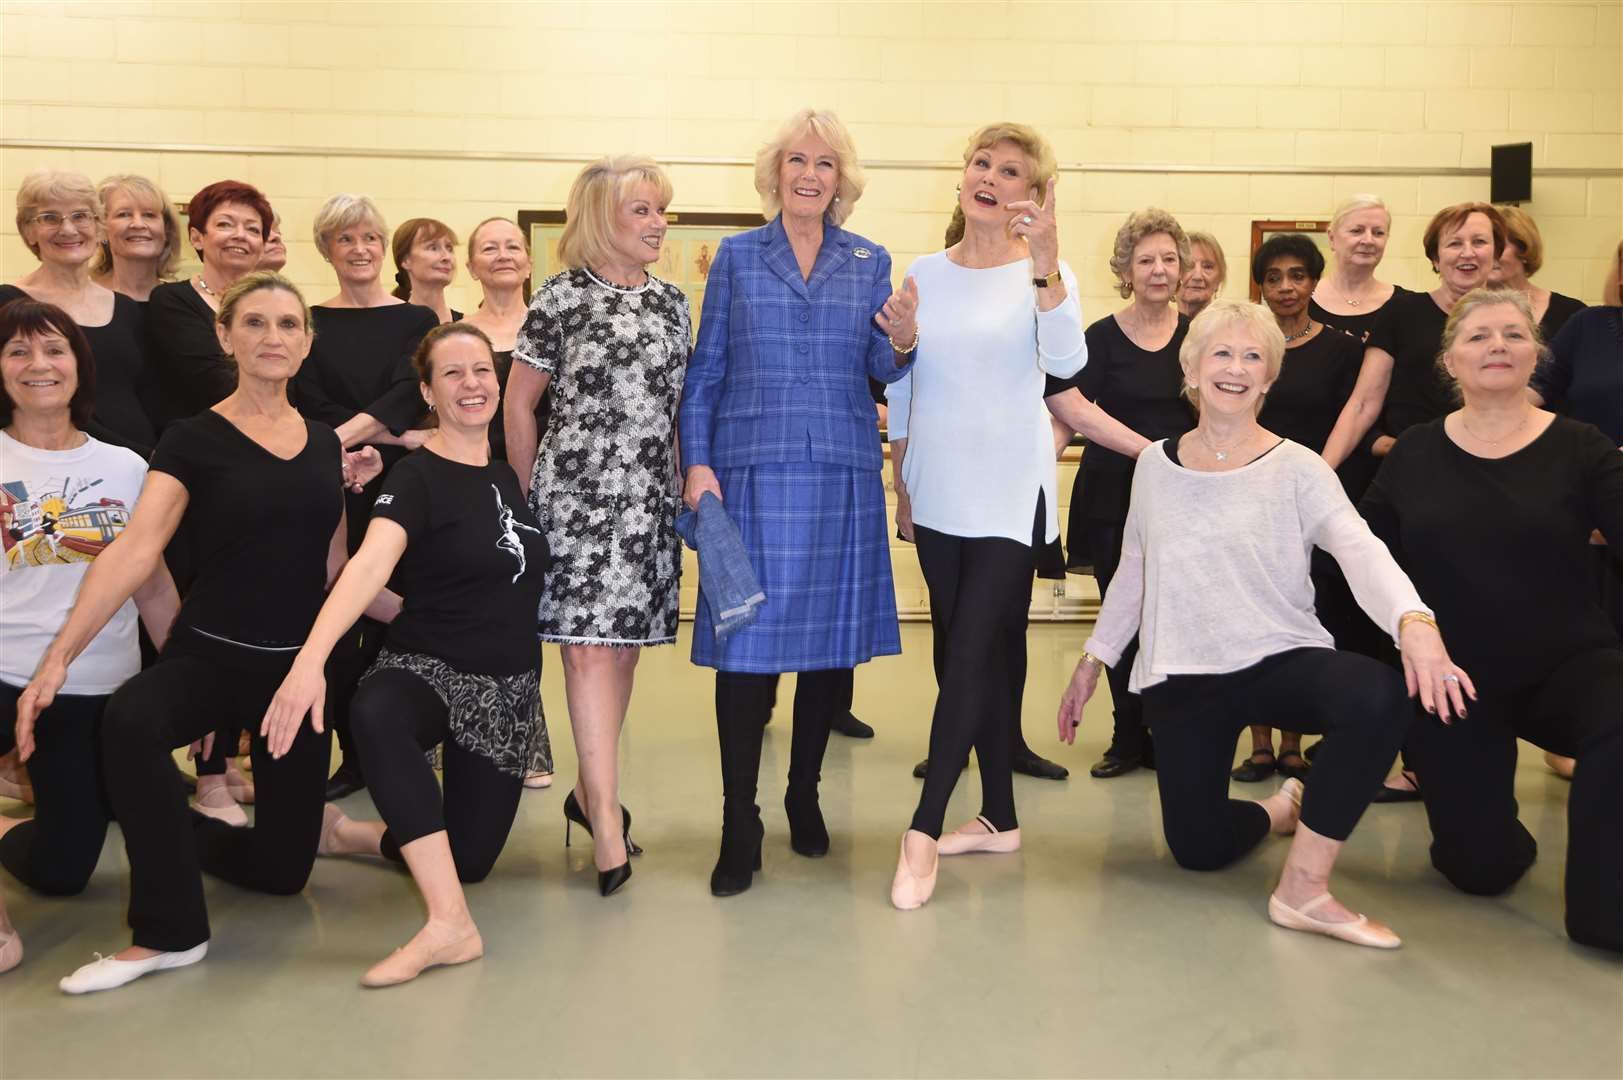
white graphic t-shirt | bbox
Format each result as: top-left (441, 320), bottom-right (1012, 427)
top-left (1, 431), bottom-right (147, 694)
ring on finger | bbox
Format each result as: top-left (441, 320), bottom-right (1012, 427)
top-left (1022, 215), bottom-right (1033, 225)
top-left (1442, 673), bottom-right (1459, 682)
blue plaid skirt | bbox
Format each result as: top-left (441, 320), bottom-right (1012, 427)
top-left (691, 461), bottom-right (901, 673)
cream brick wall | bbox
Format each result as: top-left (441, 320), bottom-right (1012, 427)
top-left (2, 0), bottom-right (1619, 617)
top-left (2, 0), bottom-right (1617, 313)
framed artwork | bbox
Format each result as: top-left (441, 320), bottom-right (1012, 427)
top-left (1248, 219), bottom-right (1330, 302)
top-left (173, 203), bottom-right (203, 282)
top-left (517, 210), bottom-right (766, 338)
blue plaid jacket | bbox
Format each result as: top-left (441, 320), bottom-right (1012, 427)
top-left (679, 216), bottom-right (912, 473)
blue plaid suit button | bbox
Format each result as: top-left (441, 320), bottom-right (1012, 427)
top-left (799, 311), bottom-right (809, 323)
top-left (797, 343), bottom-right (810, 355)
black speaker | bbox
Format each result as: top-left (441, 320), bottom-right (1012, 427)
top-left (1491, 142), bottom-right (1533, 204)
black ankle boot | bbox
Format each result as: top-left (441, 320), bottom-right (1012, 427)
top-left (710, 811), bottom-right (764, 897)
top-left (784, 786), bottom-right (829, 857)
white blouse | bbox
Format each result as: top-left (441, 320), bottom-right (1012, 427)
top-left (886, 252), bottom-right (1085, 545)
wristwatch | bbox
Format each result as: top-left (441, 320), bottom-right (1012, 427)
top-left (1033, 269), bottom-right (1060, 288)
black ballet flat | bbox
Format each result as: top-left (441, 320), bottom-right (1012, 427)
top-left (597, 861), bottom-right (632, 897)
top-left (1276, 751), bottom-right (1312, 782)
top-left (1230, 750), bottom-right (1277, 783)
top-left (1011, 750), bottom-right (1069, 781)
top-left (1089, 755), bottom-right (1143, 779)
top-left (324, 762), bottom-right (365, 801)
top-left (1371, 769), bottom-right (1423, 804)
top-left (564, 791), bottom-right (644, 856)
top-left (830, 711), bottom-right (875, 739)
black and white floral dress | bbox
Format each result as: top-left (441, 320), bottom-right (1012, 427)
top-left (514, 268), bottom-right (691, 646)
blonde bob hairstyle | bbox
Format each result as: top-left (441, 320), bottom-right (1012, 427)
top-left (961, 121), bottom-right (1058, 202)
top-left (1329, 193), bottom-right (1390, 235)
top-left (1109, 208), bottom-right (1191, 299)
top-left (1177, 299), bottom-right (1286, 412)
top-left (557, 156), bottom-right (674, 271)
top-left (1496, 204), bottom-right (1545, 277)
top-left (754, 109), bottom-right (864, 227)
top-left (311, 193), bottom-right (389, 261)
top-left (15, 169), bottom-right (101, 259)
top-left (1435, 286), bottom-right (1542, 402)
top-left (215, 270), bottom-right (312, 336)
top-left (92, 174), bottom-right (182, 279)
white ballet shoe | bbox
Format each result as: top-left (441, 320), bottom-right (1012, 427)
top-left (59, 942), bottom-right (208, 994)
top-left (0, 930), bottom-right (23, 974)
top-left (193, 785), bottom-right (248, 828)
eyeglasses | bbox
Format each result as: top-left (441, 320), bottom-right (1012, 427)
top-left (30, 210), bottom-right (97, 230)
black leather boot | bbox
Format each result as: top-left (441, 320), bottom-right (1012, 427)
top-left (712, 673), bottom-right (771, 897)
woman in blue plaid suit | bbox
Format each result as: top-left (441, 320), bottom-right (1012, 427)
top-left (678, 109), bottom-right (918, 897)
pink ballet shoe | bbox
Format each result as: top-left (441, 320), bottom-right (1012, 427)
top-left (316, 803), bottom-right (347, 856)
top-left (225, 760), bottom-right (255, 804)
top-left (1268, 892), bottom-right (1401, 949)
top-left (0, 930), bottom-right (22, 975)
top-left (523, 771), bottom-right (553, 790)
top-left (937, 815), bottom-right (1022, 856)
top-left (192, 785), bottom-right (247, 828)
top-left (890, 830), bottom-right (938, 911)
top-left (361, 926), bottom-right (483, 988)
top-left (0, 771), bottom-right (34, 805)
top-left (1274, 777), bottom-right (1304, 835)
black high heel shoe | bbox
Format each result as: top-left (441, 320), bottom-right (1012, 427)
top-left (598, 861), bottom-right (632, 897)
top-left (563, 791), bottom-right (644, 856)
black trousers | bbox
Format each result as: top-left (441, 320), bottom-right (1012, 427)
top-left (1084, 523), bottom-right (1151, 759)
top-left (910, 525), bottom-right (1034, 838)
top-left (323, 616), bottom-right (388, 774)
top-left (715, 668), bottom-right (847, 822)
top-left (1143, 648), bottom-right (1410, 871)
top-left (350, 668), bottom-right (522, 883)
top-left (101, 641), bottom-right (330, 952)
top-left (0, 684), bottom-right (110, 896)
top-left (1408, 647), bottom-right (1623, 953)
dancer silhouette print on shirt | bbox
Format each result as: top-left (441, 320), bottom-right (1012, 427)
top-left (493, 484), bottom-right (542, 583)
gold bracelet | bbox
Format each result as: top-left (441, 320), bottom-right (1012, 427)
top-left (890, 327), bottom-right (920, 355)
top-left (1080, 650), bottom-right (1105, 670)
top-left (1398, 611), bottom-right (1438, 635)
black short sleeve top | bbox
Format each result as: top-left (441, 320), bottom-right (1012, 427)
top-left (1364, 290), bottom-right (1454, 438)
top-left (370, 449), bottom-right (549, 676)
top-left (148, 411), bottom-right (342, 658)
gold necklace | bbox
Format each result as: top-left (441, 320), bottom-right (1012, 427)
top-left (1460, 408), bottom-right (1531, 446)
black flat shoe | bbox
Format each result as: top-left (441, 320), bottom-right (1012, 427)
top-left (1230, 750), bottom-right (1276, 783)
top-left (563, 791), bottom-right (644, 856)
top-left (784, 789), bottom-right (829, 857)
top-left (597, 861), bottom-right (632, 897)
top-left (913, 756), bottom-right (973, 779)
top-left (324, 763), bottom-right (365, 801)
top-left (830, 711), bottom-right (875, 739)
top-left (1276, 751), bottom-right (1312, 781)
top-left (1303, 740), bottom-right (1322, 762)
top-left (1371, 769), bottom-right (1422, 803)
top-left (710, 818), bottom-right (764, 897)
top-left (1011, 751), bottom-right (1069, 780)
top-left (1089, 755), bottom-right (1142, 779)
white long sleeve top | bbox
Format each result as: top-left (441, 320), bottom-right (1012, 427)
top-left (886, 252), bottom-right (1085, 545)
top-left (1084, 439), bottom-right (1431, 692)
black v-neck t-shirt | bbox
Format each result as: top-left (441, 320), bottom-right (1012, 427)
top-left (148, 410), bottom-right (342, 659)
top-left (294, 304), bottom-right (437, 437)
top-left (370, 449), bottom-right (549, 676)
top-left (1360, 416), bottom-right (1623, 694)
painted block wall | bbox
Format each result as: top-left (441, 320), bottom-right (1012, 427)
top-left (2, 0), bottom-right (1618, 617)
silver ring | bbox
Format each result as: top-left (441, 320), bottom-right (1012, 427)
top-left (1022, 215), bottom-right (1033, 225)
top-left (1442, 674), bottom-right (1459, 682)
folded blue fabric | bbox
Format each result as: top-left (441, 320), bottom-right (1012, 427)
top-left (674, 492), bottom-right (766, 643)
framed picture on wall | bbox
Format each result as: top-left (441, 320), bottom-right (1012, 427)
top-left (173, 203), bottom-right (202, 282)
top-left (1248, 219), bottom-right (1330, 302)
top-left (517, 210), bottom-right (766, 338)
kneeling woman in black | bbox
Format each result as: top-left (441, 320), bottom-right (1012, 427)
top-left (16, 272), bottom-right (385, 994)
top-left (1360, 289), bottom-right (1623, 954)
top-left (263, 323), bottom-right (549, 987)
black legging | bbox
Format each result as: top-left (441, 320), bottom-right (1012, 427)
top-left (349, 667), bottom-right (522, 883)
top-left (910, 525), bottom-right (1034, 839)
top-left (0, 684), bottom-right (109, 896)
top-left (323, 616), bottom-right (389, 776)
top-left (1084, 522), bottom-right (1151, 760)
top-left (1408, 646), bottom-right (1623, 953)
top-left (100, 639), bottom-right (330, 952)
top-left (1143, 648), bottom-right (1410, 871)
top-left (715, 668), bottom-right (846, 822)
